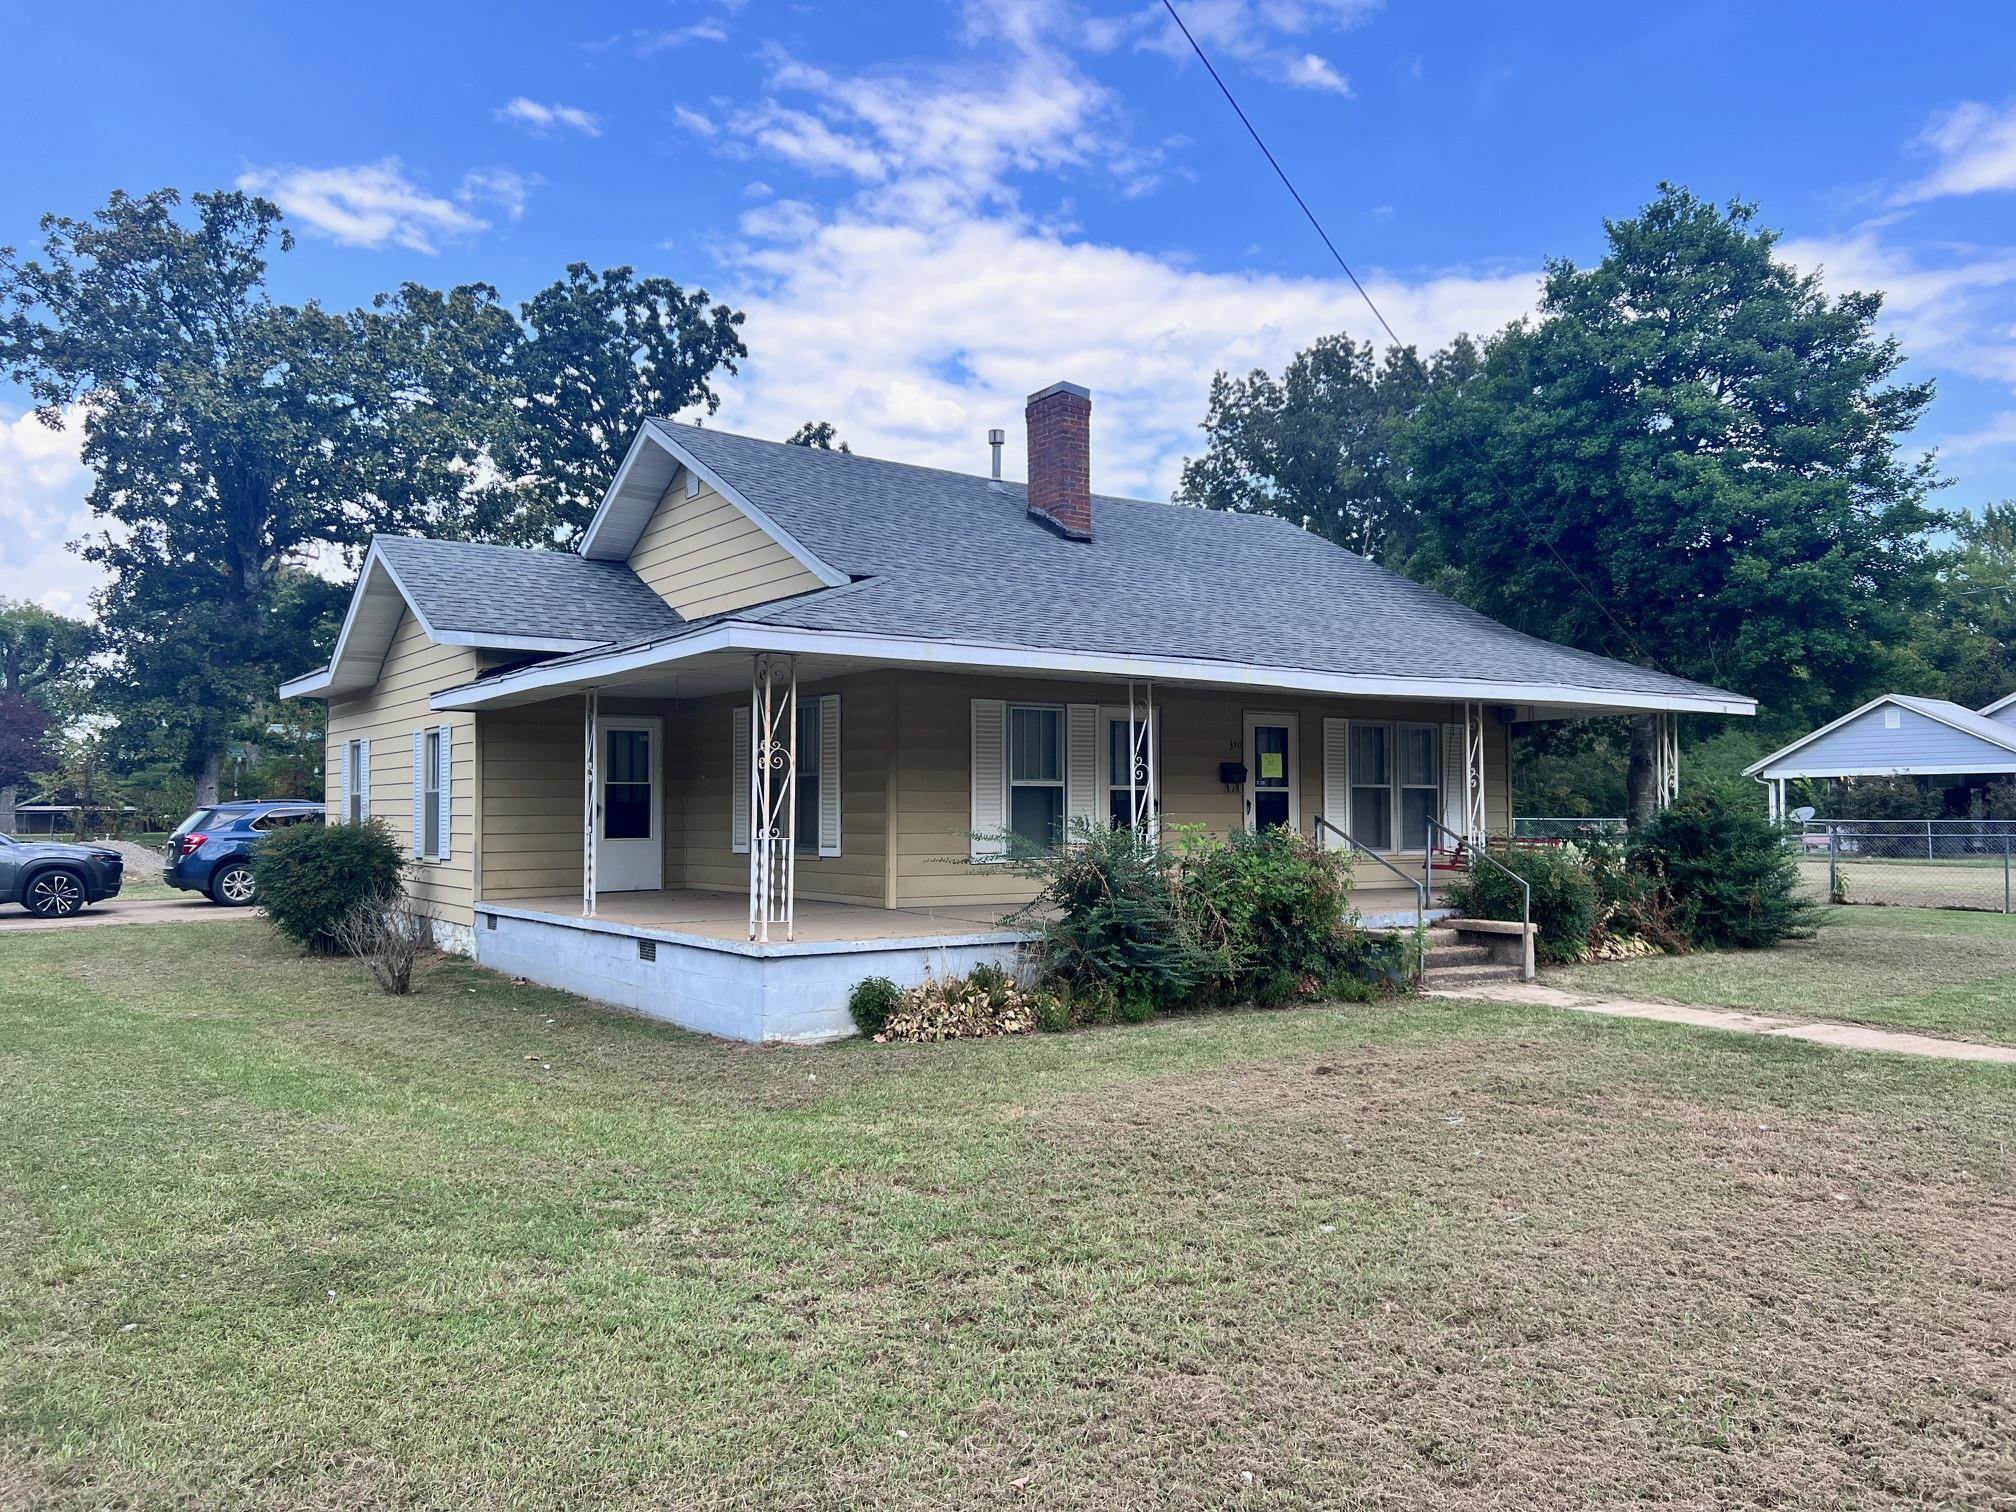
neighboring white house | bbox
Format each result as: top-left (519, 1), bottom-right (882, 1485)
top-left (1745, 693), bottom-right (2016, 818)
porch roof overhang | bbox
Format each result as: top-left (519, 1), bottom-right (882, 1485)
top-left (278, 540), bottom-right (606, 700)
top-left (429, 619), bottom-right (1761, 717)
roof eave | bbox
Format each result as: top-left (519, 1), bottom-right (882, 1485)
top-left (430, 621), bottom-right (1758, 716)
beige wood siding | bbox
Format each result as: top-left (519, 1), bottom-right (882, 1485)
top-left (627, 475), bottom-right (823, 617)
top-left (323, 610), bottom-right (482, 929)
top-left (677, 674), bottom-right (891, 905)
top-left (889, 672), bottom-right (1518, 910)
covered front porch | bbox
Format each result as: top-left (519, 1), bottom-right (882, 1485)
top-left (439, 637), bottom-right (1698, 1039)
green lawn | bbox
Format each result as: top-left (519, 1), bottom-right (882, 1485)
top-left (3, 923), bottom-right (2015, 1507)
top-left (1550, 906), bottom-right (2016, 1044)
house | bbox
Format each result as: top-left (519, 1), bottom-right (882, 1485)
top-left (280, 382), bottom-right (1753, 1041)
top-left (1745, 693), bottom-right (2016, 819)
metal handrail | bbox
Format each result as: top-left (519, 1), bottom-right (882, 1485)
top-left (1313, 815), bottom-right (1429, 983)
top-left (1424, 815), bottom-right (1534, 982)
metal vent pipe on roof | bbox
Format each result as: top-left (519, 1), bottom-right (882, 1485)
top-left (989, 428), bottom-right (1004, 480)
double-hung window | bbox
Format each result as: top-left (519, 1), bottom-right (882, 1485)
top-left (345, 740), bottom-right (366, 824)
top-left (1007, 705), bottom-right (1065, 851)
top-left (1348, 722), bottom-right (1392, 850)
top-left (1397, 724), bottom-right (1441, 851)
top-left (422, 728), bottom-right (443, 859)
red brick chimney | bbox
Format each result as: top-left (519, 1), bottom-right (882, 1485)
top-left (1025, 381), bottom-right (1093, 540)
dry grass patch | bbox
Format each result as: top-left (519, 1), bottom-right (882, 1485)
top-left (1, 924), bottom-right (2012, 1507)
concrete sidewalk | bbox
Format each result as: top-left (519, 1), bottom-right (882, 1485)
top-left (1429, 979), bottom-right (2016, 1066)
top-left (0, 895), bottom-right (261, 934)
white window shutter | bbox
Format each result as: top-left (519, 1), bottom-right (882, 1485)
top-left (1321, 719), bottom-right (1349, 848)
top-left (329, 741), bottom-right (345, 824)
top-left (358, 742), bottom-right (371, 822)
top-left (436, 725), bottom-right (452, 861)
top-left (818, 693), bottom-right (842, 857)
top-left (1442, 722), bottom-right (1465, 837)
top-left (410, 731), bottom-right (425, 860)
top-left (1066, 703), bottom-right (1098, 837)
top-left (971, 699), bottom-right (1006, 860)
top-left (731, 706), bottom-right (751, 855)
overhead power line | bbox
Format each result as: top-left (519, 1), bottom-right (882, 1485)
top-left (1158, 0), bottom-right (1403, 347)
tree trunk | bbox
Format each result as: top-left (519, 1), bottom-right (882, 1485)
top-left (0, 783), bottom-right (15, 837)
top-left (1625, 713), bottom-right (1659, 827)
top-left (194, 749), bottom-right (223, 810)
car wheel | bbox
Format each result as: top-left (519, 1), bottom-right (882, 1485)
top-left (25, 868), bottom-right (87, 919)
top-left (210, 863), bottom-right (256, 907)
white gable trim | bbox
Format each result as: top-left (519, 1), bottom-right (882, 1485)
top-left (431, 621), bottom-right (1757, 717)
top-left (277, 539), bottom-right (603, 701)
top-left (1743, 693), bottom-right (2016, 778)
top-left (575, 420), bottom-right (849, 590)
top-left (1979, 690), bottom-right (2016, 720)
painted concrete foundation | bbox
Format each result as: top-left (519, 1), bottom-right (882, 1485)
top-left (473, 904), bottom-right (1036, 1043)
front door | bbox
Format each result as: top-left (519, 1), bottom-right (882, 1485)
top-left (596, 716), bottom-right (663, 892)
top-left (1243, 712), bottom-right (1299, 834)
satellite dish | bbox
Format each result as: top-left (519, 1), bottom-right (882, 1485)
top-left (1791, 805), bottom-right (1816, 821)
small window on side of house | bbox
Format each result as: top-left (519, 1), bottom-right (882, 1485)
top-left (346, 740), bottom-right (366, 825)
top-left (423, 728), bottom-right (443, 859)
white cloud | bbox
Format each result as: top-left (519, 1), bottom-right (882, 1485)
top-left (0, 407), bottom-right (104, 617)
top-left (236, 158), bottom-right (490, 253)
top-left (496, 97), bottom-right (602, 137)
top-left (673, 105), bottom-right (719, 138)
top-left (710, 213), bottom-right (1535, 501)
top-left (1780, 229), bottom-right (2016, 384)
top-left (667, 0), bottom-right (1527, 501)
top-left (1895, 100), bottom-right (2016, 205)
top-left (459, 168), bottom-right (534, 221)
top-left (1284, 52), bottom-right (1351, 93)
top-left (1939, 411), bottom-right (2016, 458)
top-left (635, 21), bottom-right (728, 52)
top-left (1122, 0), bottom-right (1379, 92)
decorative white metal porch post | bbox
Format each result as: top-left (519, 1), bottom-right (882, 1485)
top-left (1463, 701), bottom-right (1487, 847)
top-left (1126, 680), bottom-right (1155, 839)
top-left (748, 653), bottom-right (798, 942)
top-left (1652, 712), bottom-right (1681, 811)
top-left (582, 688), bottom-right (599, 918)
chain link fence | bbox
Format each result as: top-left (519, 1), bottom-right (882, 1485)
top-left (1798, 820), bottom-right (2016, 914)
top-left (1512, 816), bottom-right (1629, 843)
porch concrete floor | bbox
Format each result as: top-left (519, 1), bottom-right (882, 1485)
top-left (484, 888), bottom-right (1030, 944)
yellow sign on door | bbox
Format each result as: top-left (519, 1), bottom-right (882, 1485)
top-left (1259, 751), bottom-right (1284, 780)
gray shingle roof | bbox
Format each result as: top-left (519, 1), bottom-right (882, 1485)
top-left (375, 534), bottom-right (683, 644)
top-left (644, 421), bottom-right (1742, 704)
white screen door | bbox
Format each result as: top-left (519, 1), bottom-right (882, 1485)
top-left (597, 716), bottom-right (663, 892)
top-left (1243, 712), bottom-right (1299, 834)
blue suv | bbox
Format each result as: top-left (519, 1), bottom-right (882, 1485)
top-left (165, 801), bottom-right (324, 906)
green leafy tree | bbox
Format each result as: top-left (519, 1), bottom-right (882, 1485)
top-left (0, 190), bottom-right (526, 805)
top-left (1405, 186), bottom-right (1944, 821)
top-left (1902, 502), bottom-right (2016, 709)
top-left (1177, 337), bottom-right (1474, 565)
top-left (786, 420), bottom-right (849, 452)
top-left (513, 263), bottom-right (747, 546)
top-left (0, 693), bottom-right (54, 832)
top-left (0, 600), bottom-right (96, 831)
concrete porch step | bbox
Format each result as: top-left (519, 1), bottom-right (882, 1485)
top-left (1428, 960), bottom-right (1526, 988)
top-left (1425, 943), bottom-right (1492, 969)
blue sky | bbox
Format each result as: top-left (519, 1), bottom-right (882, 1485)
top-left (7, 0), bottom-right (2016, 613)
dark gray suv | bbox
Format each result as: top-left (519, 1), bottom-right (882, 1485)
top-left (0, 833), bottom-right (125, 918)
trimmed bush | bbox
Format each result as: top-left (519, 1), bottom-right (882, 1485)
top-left (1631, 797), bottom-right (1820, 950)
top-left (1445, 846), bottom-right (1596, 965)
top-left (256, 820), bottom-right (407, 954)
top-left (1175, 826), bottom-right (1356, 1004)
top-left (1007, 821), bottom-right (1210, 1007)
top-left (847, 975), bottom-right (902, 1038)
